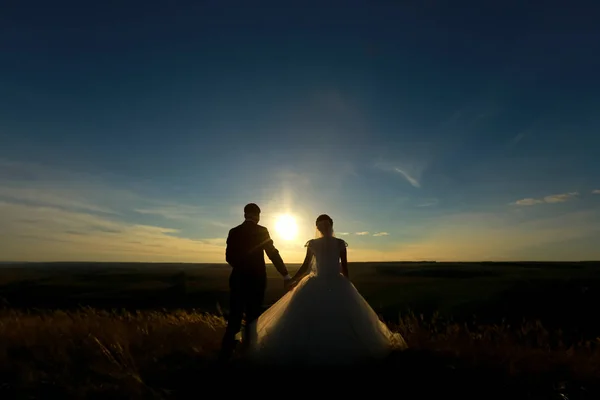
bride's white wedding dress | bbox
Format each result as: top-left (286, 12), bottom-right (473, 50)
top-left (249, 236), bottom-right (407, 365)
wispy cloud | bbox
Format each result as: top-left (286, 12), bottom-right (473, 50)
top-left (0, 186), bottom-right (118, 215)
top-left (347, 210), bottom-right (600, 262)
top-left (374, 160), bottom-right (422, 188)
top-left (4, 157), bottom-right (598, 263)
top-left (509, 131), bottom-right (527, 146)
top-left (0, 158), bottom-right (219, 223)
top-left (209, 220), bottom-right (232, 229)
top-left (393, 168), bottom-right (420, 188)
top-left (514, 198), bottom-right (544, 206)
top-left (544, 192), bottom-right (579, 203)
top-left (593, 190), bottom-right (600, 195)
top-left (0, 201), bottom-right (226, 262)
top-left (417, 198), bottom-right (439, 207)
top-left (0, 158), bottom-right (138, 212)
top-left (202, 238), bottom-right (226, 246)
top-left (134, 204), bottom-right (204, 220)
top-left (0, 158), bottom-right (231, 261)
top-left (512, 192), bottom-right (579, 206)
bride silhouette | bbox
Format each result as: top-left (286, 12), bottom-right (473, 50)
top-left (249, 214), bottom-right (407, 365)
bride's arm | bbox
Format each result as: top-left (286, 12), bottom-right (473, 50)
top-left (291, 248), bottom-right (313, 281)
top-left (340, 246), bottom-right (348, 278)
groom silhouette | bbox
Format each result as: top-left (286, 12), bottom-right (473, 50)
top-left (219, 203), bottom-right (291, 360)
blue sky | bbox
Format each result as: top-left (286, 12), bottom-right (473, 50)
top-left (1, 0), bottom-right (600, 262)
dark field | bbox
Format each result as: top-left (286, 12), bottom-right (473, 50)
top-left (3, 261), bottom-right (600, 336)
top-left (1, 261), bottom-right (600, 398)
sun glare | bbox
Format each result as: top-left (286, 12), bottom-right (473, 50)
top-left (275, 214), bottom-right (298, 241)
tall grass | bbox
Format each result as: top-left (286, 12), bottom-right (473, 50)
top-left (0, 308), bottom-right (598, 398)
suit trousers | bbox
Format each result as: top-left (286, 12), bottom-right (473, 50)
top-left (220, 269), bottom-right (267, 358)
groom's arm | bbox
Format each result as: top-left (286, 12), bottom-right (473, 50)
top-left (225, 230), bottom-right (239, 268)
top-left (261, 228), bottom-right (289, 278)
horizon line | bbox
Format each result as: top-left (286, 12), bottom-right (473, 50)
top-left (1, 260), bottom-right (599, 265)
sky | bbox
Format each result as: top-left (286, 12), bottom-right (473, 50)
top-left (1, 0), bottom-right (600, 263)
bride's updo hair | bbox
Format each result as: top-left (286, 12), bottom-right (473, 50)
top-left (316, 214), bottom-right (334, 237)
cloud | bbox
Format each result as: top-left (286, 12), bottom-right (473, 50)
top-left (0, 158), bottom-right (140, 212)
top-left (374, 160), bottom-right (422, 188)
top-left (0, 158), bottom-right (222, 224)
top-left (4, 158), bottom-right (598, 263)
top-left (593, 190), bottom-right (600, 195)
top-left (512, 192), bottom-right (579, 206)
top-left (417, 199), bottom-right (439, 207)
top-left (393, 168), bottom-right (420, 188)
top-left (134, 204), bottom-right (204, 220)
top-left (347, 210), bottom-right (600, 262)
top-left (544, 192), bottom-right (579, 203)
top-left (373, 232), bottom-right (389, 237)
top-left (337, 232), bottom-right (350, 236)
top-left (0, 186), bottom-right (118, 215)
top-left (0, 158), bottom-right (233, 262)
top-left (0, 201), bottom-right (226, 262)
top-left (209, 220), bottom-right (232, 229)
top-left (202, 238), bottom-right (226, 246)
top-left (514, 198), bottom-right (544, 206)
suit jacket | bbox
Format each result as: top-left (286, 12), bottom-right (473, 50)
top-left (226, 220), bottom-right (285, 277)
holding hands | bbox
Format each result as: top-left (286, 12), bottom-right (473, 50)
top-left (283, 274), bottom-right (293, 291)
top-left (283, 274), bottom-right (299, 291)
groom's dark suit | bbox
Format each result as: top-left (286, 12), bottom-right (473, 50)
top-left (220, 220), bottom-right (287, 357)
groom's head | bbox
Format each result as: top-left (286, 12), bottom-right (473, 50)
top-left (244, 203), bottom-right (261, 223)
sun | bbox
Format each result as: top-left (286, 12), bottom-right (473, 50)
top-left (275, 214), bottom-right (298, 241)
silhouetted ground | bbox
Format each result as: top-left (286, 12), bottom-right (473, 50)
top-left (0, 261), bottom-right (599, 398)
top-left (0, 309), bottom-right (598, 399)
